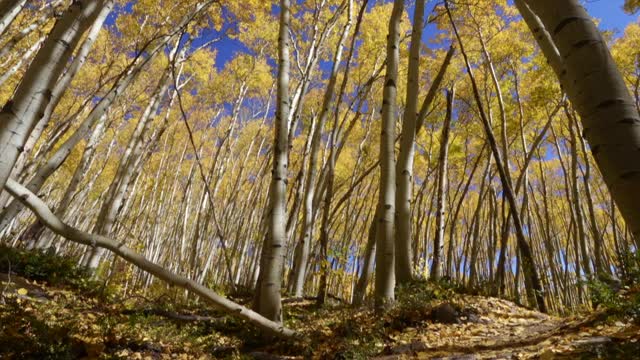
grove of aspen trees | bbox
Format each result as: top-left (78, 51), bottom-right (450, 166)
top-left (1, 0), bottom-right (640, 358)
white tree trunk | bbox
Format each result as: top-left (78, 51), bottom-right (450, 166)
top-left (289, 2), bottom-right (350, 298)
top-left (375, 0), bottom-right (403, 311)
top-left (0, 35), bottom-right (45, 87)
top-left (522, 0), bottom-right (640, 240)
top-left (394, 0), bottom-right (424, 285)
top-left (0, 0), bottom-right (107, 195)
top-left (430, 88), bottom-right (454, 280)
top-left (256, 0), bottom-right (290, 323)
top-left (0, 0), bottom-right (26, 37)
top-left (9, 0), bottom-right (113, 183)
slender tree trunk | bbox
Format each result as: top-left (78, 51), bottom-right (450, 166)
top-left (0, 0), bottom-right (26, 37)
top-left (8, 1), bottom-right (113, 184)
top-left (353, 205), bottom-right (378, 306)
top-left (446, 0), bottom-right (546, 313)
top-left (289, 2), bottom-right (351, 297)
top-left (256, 0), bottom-right (290, 323)
top-left (394, 0), bottom-right (424, 284)
top-left (430, 88), bottom-right (454, 280)
top-left (374, 0), bottom-right (403, 311)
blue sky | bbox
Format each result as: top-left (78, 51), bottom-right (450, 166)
top-left (111, 1), bottom-right (639, 71)
top-left (584, 0), bottom-right (637, 32)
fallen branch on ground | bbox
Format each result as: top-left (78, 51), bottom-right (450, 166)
top-left (121, 308), bottom-right (226, 322)
top-left (4, 178), bottom-right (296, 338)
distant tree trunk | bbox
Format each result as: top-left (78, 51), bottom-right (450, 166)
top-left (468, 158), bottom-right (491, 287)
top-left (83, 61), bottom-right (177, 270)
top-left (446, 145), bottom-right (485, 278)
top-left (0, 0), bottom-right (26, 37)
top-left (567, 105), bottom-right (592, 279)
top-left (0, 1), bottom-right (63, 60)
top-left (316, 0), bottom-right (355, 306)
top-left (7, 0), bottom-right (113, 188)
top-left (33, 114), bottom-right (109, 249)
top-left (0, 36), bottom-right (46, 88)
top-left (571, 109), bottom-right (607, 277)
top-left (430, 88), bottom-right (454, 280)
top-left (353, 206), bottom-right (378, 306)
top-left (289, 1), bottom-right (351, 298)
top-left (256, 0), bottom-right (290, 323)
top-left (374, 0), bottom-right (403, 311)
top-left (446, 0), bottom-right (546, 313)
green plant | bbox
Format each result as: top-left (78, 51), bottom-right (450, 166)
top-left (0, 245), bottom-right (98, 292)
top-left (589, 250), bottom-right (640, 322)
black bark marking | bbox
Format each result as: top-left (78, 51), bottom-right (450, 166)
top-left (618, 117), bottom-right (640, 125)
top-left (1, 100), bottom-right (14, 114)
top-left (56, 39), bottom-right (71, 50)
top-left (554, 17), bottom-right (582, 35)
top-left (620, 171), bottom-right (640, 180)
top-left (573, 39), bottom-right (598, 50)
top-left (596, 99), bottom-right (623, 109)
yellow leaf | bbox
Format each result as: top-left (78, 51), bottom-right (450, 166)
top-left (17, 288), bottom-right (28, 296)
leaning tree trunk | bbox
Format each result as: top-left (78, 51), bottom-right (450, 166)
top-left (0, 0), bottom-right (107, 194)
top-left (0, 0), bottom-right (26, 37)
top-left (3, 179), bottom-right (296, 338)
top-left (255, 0), bottom-right (290, 323)
top-left (7, 0), bottom-right (113, 190)
top-left (521, 0), bottom-right (640, 242)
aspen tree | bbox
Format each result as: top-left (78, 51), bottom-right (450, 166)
top-left (0, 0), bottom-right (108, 193)
top-left (522, 0), bottom-right (640, 241)
top-left (375, 0), bottom-right (403, 311)
top-left (394, 0), bottom-right (424, 284)
top-left (289, 1), bottom-right (350, 298)
top-left (256, 0), bottom-right (290, 323)
top-left (430, 88), bottom-right (454, 280)
top-left (0, 0), bottom-right (27, 37)
top-left (445, 0), bottom-right (547, 313)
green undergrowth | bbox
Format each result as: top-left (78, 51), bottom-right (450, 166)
top-left (4, 246), bottom-right (637, 359)
top-left (588, 251), bottom-right (640, 322)
top-left (0, 244), bottom-right (108, 296)
top-left (0, 247), bottom-right (468, 359)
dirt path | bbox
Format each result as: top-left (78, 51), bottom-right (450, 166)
top-left (373, 297), bottom-right (639, 359)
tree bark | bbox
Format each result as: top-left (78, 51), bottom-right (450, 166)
top-left (430, 88), bottom-right (454, 280)
top-left (256, 0), bottom-right (290, 323)
top-left (0, 0), bottom-right (107, 193)
top-left (374, 0), bottom-right (403, 311)
top-left (522, 0), bottom-right (640, 241)
top-left (394, 0), bottom-right (424, 285)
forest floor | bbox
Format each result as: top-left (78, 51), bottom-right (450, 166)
top-left (0, 247), bottom-right (638, 359)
